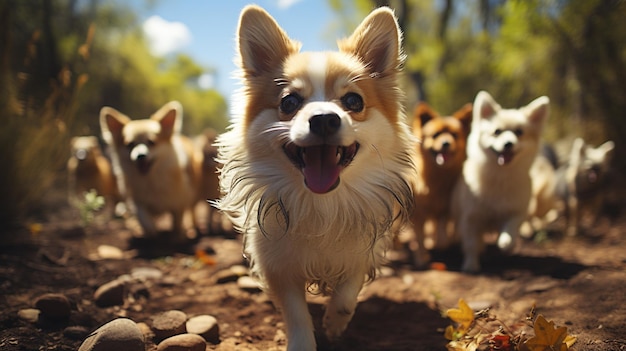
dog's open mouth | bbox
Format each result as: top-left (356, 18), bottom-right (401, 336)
top-left (283, 142), bottom-right (359, 194)
top-left (494, 149), bottom-right (516, 166)
top-left (432, 150), bottom-right (452, 166)
top-left (135, 158), bottom-right (153, 175)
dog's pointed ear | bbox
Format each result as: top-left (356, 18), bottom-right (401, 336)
top-left (153, 101), bottom-right (183, 138)
top-left (413, 102), bottom-right (435, 130)
top-left (236, 5), bottom-right (301, 76)
top-left (339, 7), bottom-right (403, 76)
top-left (473, 91), bottom-right (500, 121)
top-left (524, 96), bottom-right (550, 125)
top-left (598, 140), bottom-right (615, 160)
top-left (100, 107), bottom-right (130, 144)
top-left (453, 103), bottom-right (473, 133)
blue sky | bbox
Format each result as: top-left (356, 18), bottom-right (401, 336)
top-left (127, 0), bottom-right (340, 101)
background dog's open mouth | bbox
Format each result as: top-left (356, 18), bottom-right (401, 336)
top-left (494, 149), bottom-right (515, 166)
top-left (432, 150), bottom-right (452, 166)
top-left (284, 143), bottom-right (359, 194)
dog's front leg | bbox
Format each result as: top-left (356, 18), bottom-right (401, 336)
top-left (323, 272), bottom-right (364, 341)
top-left (459, 213), bottom-right (483, 273)
top-left (498, 215), bottom-right (524, 253)
top-left (135, 204), bottom-right (157, 236)
top-left (266, 274), bottom-right (316, 351)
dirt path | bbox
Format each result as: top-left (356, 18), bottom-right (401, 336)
top-left (0, 193), bottom-right (625, 351)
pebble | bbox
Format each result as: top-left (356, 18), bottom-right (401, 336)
top-left (97, 245), bottom-right (124, 259)
top-left (152, 310), bottom-right (188, 341)
top-left (34, 293), bottom-right (72, 320)
top-left (186, 315), bottom-right (219, 343)
top-left (17, 308), bottom-right (40, 323)
top-left (156, 333), bottom-right (206, 351)
top-left (237, 276), bottom-right (262, 292)
top-left (78, 318), bottom-right (144, 351)
top-left (94, 279), bottom-right (126, 307)
top-left (131, 267), bottom-right (163, 281)
top-left (214, 265), bottom-right (248, 284)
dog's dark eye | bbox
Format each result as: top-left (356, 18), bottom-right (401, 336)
top-left (147, 139), bottom-right (155, 146)
top-left (341, 93), bottom-right (364, 112)
top-left (126, 142), bottom-right (136, 150)
top-left (514, 128), bottom-right (524, 137)
top-left (494, 129), bottom-right (502, 136)
top-left (279, 94), bottom-right (303, 115)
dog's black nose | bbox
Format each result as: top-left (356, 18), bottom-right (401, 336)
top-left (503, 141), bottom-right (514, 150)
top-left (310, 113), bottom-right (341, 137)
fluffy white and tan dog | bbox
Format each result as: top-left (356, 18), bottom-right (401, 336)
top-left (100, 101), bottom-right (202, 241)
top-left (216, 5), bottom-right (415, 350)
top-left (452, 91), bottom-right (549, 273)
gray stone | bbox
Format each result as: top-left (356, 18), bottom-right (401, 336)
top-left (78, 318), bottom-right (144, 351)
top-left (64, 325), bottom-right (90, 340)
top-left (156, 333), bottom-right (206, 351)
top-left (237, 276), bottom-right (262, 292)
top-left (34, 293), bottom-right (71, 320)
top-left (131, 267), bottom-right (163, 281)
top-left (17, 308), bottom-right (40, 323)
top-left (94, 279), bottom-right (125, 307)
top-left (152, 310), bottom-right (187, 341)
top-left (186, 314), bottom-right (219, 343)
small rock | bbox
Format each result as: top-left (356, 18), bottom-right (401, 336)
top-left (64, 325), bottom-right (90, 340)
top-left (214, 265), bottom-right (248, 284)
top-left (34, 293), bottom-right (71, 320)
top-left (237, 276), bottom-right (262, 292)
top-left (152, 310), bottom-right (187, 341)
top-left (97, 245), bottom-right (124, 259)
top-left (157, 333), bottom-right (206, 351)
top-left (17, 308), bottom-right (40, 323)
top-left (94, 279), bottom-right (126, 307)
top-left (136, 322), bottom-right (155, 340)
top-left (78, 318), bottom-right (144, 351)
top-left (186, 315), bottom-right (219, 343)
top-left (131, 267), bottom-right (163, 281)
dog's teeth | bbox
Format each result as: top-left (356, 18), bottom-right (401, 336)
top-left (336, 147), bottom-right (342, 163)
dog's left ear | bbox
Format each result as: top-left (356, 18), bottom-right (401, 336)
top-left (153, 101), bottom-right (183, 138)
top-left (473, 91), bottom-right (500, 121)
top-left (453, 103), bottom-right (473, 133)
top-left (524, 96), bottom-right (550, 125)
top-left (339, 7), bottom-right (403, 76)
top-left (413, 102), bottom-right (435, 131)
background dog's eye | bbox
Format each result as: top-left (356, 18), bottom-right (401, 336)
top-left (514, 128), bottom-right (524, 136)
top-left (126, 142), bottom-right (136, 149)
top-left (279, 94), bottom-right (303, 115)
top-left (341, 92), bottom-right (364, 112)
top-left (147, 139), bottom-right (155, 146)
top-left (494, 129), bottom-right (502, 136)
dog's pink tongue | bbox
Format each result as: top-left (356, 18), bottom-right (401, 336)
top-left (302, 145), bottom-right (340, 194)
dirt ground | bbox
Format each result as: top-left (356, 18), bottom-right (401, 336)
top-left (1, 186), bottom-right (625, 351)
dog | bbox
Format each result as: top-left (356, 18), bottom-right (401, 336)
top-left (555, 138), bottom-right (615, 236)
top-left (452, 91), bottom-right (549, 272)
top-left (67, 136), bottom-right (121, 215)
top-left (216, 5), bottom-right (415, 350)
top-left (406, 102), bottom-right (472, 267)
top-left (100, 101), bottom-right (202, 241)
top-left (193, 128), bottom-right (226, 235)
top-left (524, 151), bottom-right (558, 236)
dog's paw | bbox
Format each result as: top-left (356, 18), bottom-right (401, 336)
top-left (323, 307), bottom-right (353, 341)
top-left (497, 232), bottom-right (515, 253)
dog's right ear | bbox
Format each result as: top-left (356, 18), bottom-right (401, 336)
top-left (236, 5), bottom-right (301, 76)
top-left (413, 102), bottom-right (435, 131)
top-left (100, 107), bottom-right (130, 144)
top-left (453, 103), bottom-right (473, 133)
top-left (473, 91), bottom-right (500, 121)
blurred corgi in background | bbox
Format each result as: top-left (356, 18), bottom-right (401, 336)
top-left (216, 6), bottom-right (415, 350)
top-left (556, 138), bottom-right (615, 236)
top-left (406, 102), bottom-right (472, 267)
top-left (452, 91), bottom-right (549, 272)
top-left (100, 101), bottom-right (202, 241)
top-left (67, 135), bottom-right (121, 216)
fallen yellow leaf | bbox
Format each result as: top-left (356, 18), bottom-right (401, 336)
top-left (524, 315), bottom-right (575, 351)
top-left (446, 298), bottom-right (474, 332)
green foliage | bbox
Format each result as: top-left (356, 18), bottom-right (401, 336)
top-left (77, 189), bottom-right (105, 227)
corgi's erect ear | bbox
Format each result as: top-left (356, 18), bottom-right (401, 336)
top-left (339, 7), bottom-right (403, 76)
top-left (236, 5), bottom-right (301, 76)
top-left (100, 107), bottom-right (130, 144)
top-left (598, 140), bottom-right (615, 159)
top-left (524, 96), bottom-right (550, 125)
top-left (453, 103), bottom-right (473, 133)
top-left (152, 101), bottom-right (183, 138)
top-left (413, 102), bottom-right (436, 130)
top-left (473, 91), bottom-right (500, 121)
